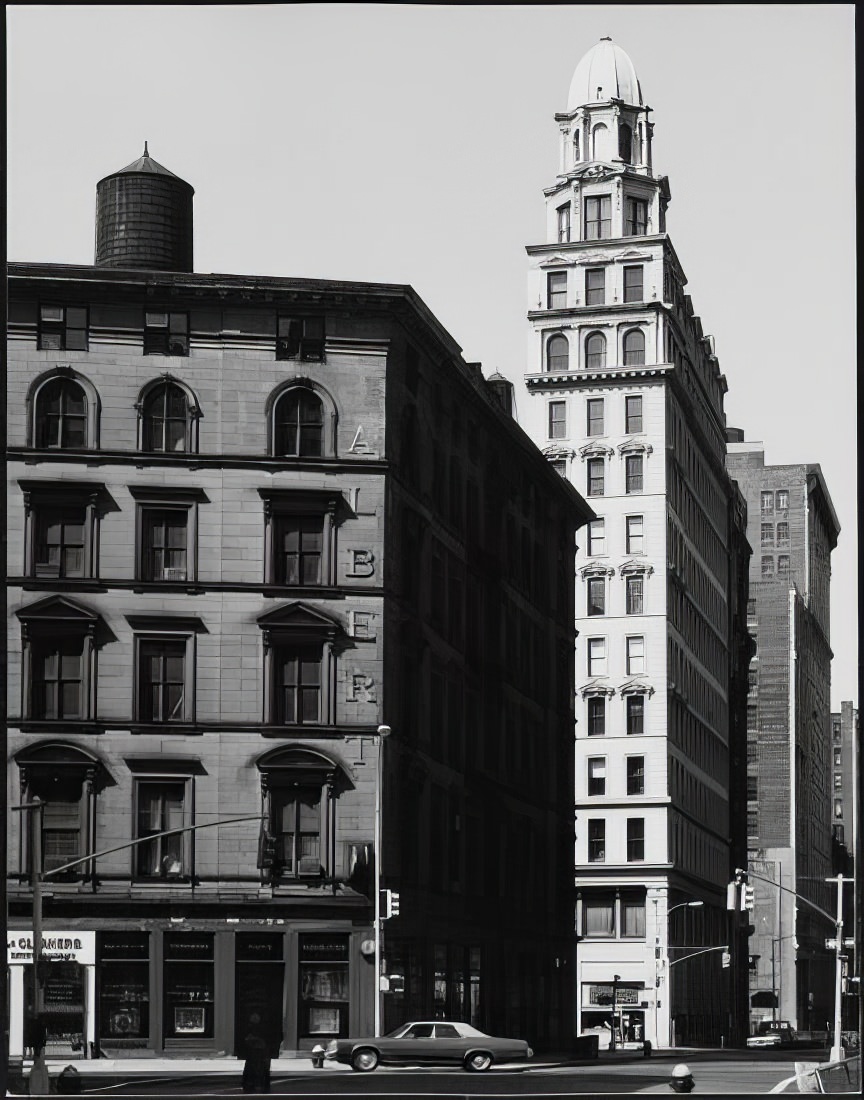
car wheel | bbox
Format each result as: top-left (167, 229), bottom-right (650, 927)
top-left (351, 1047), bottom-right (379, 1072)
top-left (464, 1051), bottom-right (493, 1072)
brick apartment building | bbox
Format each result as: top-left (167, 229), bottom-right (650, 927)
top-left (6, 148), bottom-right (593, 1060)
top-left (725, 437), bottom-right (840, 1033)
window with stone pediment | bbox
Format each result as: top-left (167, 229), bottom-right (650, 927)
top-left (587, 695), bottom-right (606, 736)
top-left (587, 577), bottom-right (606, 616)
top-left (587, 457), bottom-right (605, 497)
top-left (626, 694), bottom-right (645, 735)
top-left (17, 596), bottom-right (102, 723)
top-left (625, 574), bottom-right (644, 615)
top-left (258, 602), bottom-right (344, 728)
top-left (20, 479), bottom-right (108, 581)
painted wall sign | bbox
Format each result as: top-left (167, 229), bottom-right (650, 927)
top-left (7, 931), bottom-right (96, 965)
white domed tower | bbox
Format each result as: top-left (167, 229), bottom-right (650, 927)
top-left (520, 39), bottom-right (749, 1053)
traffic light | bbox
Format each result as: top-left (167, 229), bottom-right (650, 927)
top-left (748, 954), bottom-right (760, 970)
top-left (380, 889), bottom-right (400, 919)
top-left (726, 881), bottom-right (739, 911)
top-left (257, 831), bottom-right (277, 868)
top-left (741, 885), bottom-right (755, 911)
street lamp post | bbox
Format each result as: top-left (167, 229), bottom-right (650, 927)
top-left (666, 900), bottom-right (703, 1049)
top-left (373, 724), bottom-right (391, 1038)
top-left (610, 974), bottom-right (620, 1051)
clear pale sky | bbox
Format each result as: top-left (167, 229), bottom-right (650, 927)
top-left (6, 4), bottom-right (857, 707)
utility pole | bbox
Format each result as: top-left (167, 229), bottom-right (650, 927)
top-left (28, 799), bottom-right (49, 1096)
top-left (826, 874), bottom-right (852, 1063)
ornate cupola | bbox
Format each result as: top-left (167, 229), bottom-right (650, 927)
top-left (557, 37), bottom-right (654, 175)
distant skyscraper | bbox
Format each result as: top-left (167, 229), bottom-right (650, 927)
top-left (725, 436), bottom-right (840, 1033)
top-left (518, 38), bottom-right (752, 1048)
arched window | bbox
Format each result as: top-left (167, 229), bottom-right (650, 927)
top-left (623, 329), bottom-right (646, 366)
top-left (618, 122), bottom-right (633, 163)
top-left (274, 388), bottom-right (324, 457)
top-left (35, 379), bottom-right (88, 449)
top-left (585, 332), bottom-right (607, 370)
top-left (546, 334), bottom-right (570, 372)
top-left (142, 381), bottom-right (192, 452)
top-left (591, 123), bottom-right (608, 161)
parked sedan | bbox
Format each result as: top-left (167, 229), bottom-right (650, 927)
top-left (746, 1021), bottom-right (797, 1049)
top-left (324, 1020), bottom-right (534, 1072)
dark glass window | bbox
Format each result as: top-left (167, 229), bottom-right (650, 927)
top-left (34, 508), bottom-right (85, 578)
top-left (587, 819), bottom-right (605, 862)
top-left (142, 383), bottom-right (190, 452)
top-left (141, 510), bottom-right (188, 582)
top-left (547, 272), bottom-right (567, 309)
top-left (618, 123), bottom-right (632, 162)
top-left (144, 312), bottom-right (189, 356)
top-left (587, 577), bottom-right (605, 616)
top-left (623, 266), bottom-right (643, 303)
top-left (584, 196), bottom-right (611, 240)
top-left (272, 788), bottom-right (321, 875)
top-left (587, 519), bottom-right (605, 555)
top-left (625, 515), bottom-right (643, 554)
top-left (587, 758), bottom-right (606, 796)
top-left (135, 781), bottom-right (187, 877)
top-left (626, 818), bottom-right (645, 861)
top-left (276, 316), bottom-right (325, 361)
top-left (31, 637), bottom-right (84, 719)
top-left (625, 198), bottom-right (648, 235)
top-left (585, 268), bottom-right (605, 306)
top-left (626, 695), bottom-right (645, 735)
top-left (276, 647), bottom-right (322, 724)
top-left (587, 696), bottom-right (606, 735)
top-left (39, 305), bottom-right (88, 351)
top-left (35, 379), bottom-right (87, 449)
top-left (138, 640), bottom-right (186, 722)
top-left (626, 757), bottom-right (645, 796)
top-left (274, 389), bottom-right (324, 456)
top-left (275, 515), bottom-right (323, 585)
top-left (623, 330), bottom-right (645, 366)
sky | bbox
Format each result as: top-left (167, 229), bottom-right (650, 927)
top-left (6, 4), bottom-right (857, 707)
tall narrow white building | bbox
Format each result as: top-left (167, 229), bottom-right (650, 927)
top-left (519, 39), bottom-right (752, 1048)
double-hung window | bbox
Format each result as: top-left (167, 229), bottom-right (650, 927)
top-left (144, 312), bottom-right (189, 356)
top-left (623, 330), bottom-right (645, 366)
top-left (760, 492), bottom-right (774, 516)
top-left (129, 615), bottom-right (201, 726)
top-left (626, 636), bottom-right (645, 675)
top-left (547, 272), bottom-right (567, 309)
top-left (625, 198), bottom-right (648, 236)
top-left (626, 695), bottom-right (645, 734)
top-left (134, 778), bottom-right (191, 879)
top-left (587, 398), bottom-right (605, 436)
top-left (260, 490), bottom-right (340, 588)
top-left (760, 523), bottom-right (773, 546)
top-left (35, 379), bottom-right (89, 449)
top-left (623, 266), bottom-right (643, 303)
top-left (548, 401), bottom-right (567, 439)
top-left (587, 758), bottom-right (606, 796)
top-left (557, 204), bottom-right (571, 243)
top-left (625, 454), bottom-right (644, 493)
top-left (584, 196), bottom-right (611, 240)
top-left (587, 518), bottom-right (605, 556)
top-left (585, 268), bottom-right (605, 305)
top-left (626, 818), bottom-right (645, 861)
top-left (587, 696), bottom-right (606, 735)
top-left (131, 487), bottom-right (203, 585)
top-left (587, 638), bottom-right (607, 677)
top-left (625, 575), bottom-right (644, 615)
top-left (582, 895), bottom-right (614, 936)
top-left (587, 458), bottom-right (605, 497)
top-left (587, 577), bottom-right (606, 616)
top-left (626, 756), bottom-right (645, 796)
top-left (32, 506), bottom-right (85, 579)
top-left (18, 597), bottom-right (100, 723)
top-left (258, 603), bottom-right (342, 727)
top-left (546, 334), bottom-right (569, 372)
top-left (625, 515), bottom-right (643, 554)
top-left (31, 636), bottom-right (85, 720)
top-left (587, 819), bottom-right (605, 862)
top-left (585, 332), bottom-right (606, 369)
top-left (625, 396), bottom-right (643, 433)
top-left (38, 305), bottom-right (88, 351)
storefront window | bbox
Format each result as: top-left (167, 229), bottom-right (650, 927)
top-left (163, 934), bottom-right (214, 1042)
top-left (99, 933), bottom-right (150, 1050)
top-left (469, 947), bottom-right (482, 1027)
top-left (433, 944), bottom-right (447, 1018)
top-left (298, 935), bottom-right (349, 1041)
top-left (41, 962), bottom-right (85, 1057)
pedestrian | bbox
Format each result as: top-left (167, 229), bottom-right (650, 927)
top-left (242, 1014), bottom-right (271, 1094)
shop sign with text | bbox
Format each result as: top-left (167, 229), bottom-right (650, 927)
top-left (7, 931), bottom-right (96, 965)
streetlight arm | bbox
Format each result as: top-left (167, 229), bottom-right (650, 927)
top-left (41, 814), bottom-right (266, 878)
top-left (668, 944), bottom-right (728, 968)
top-left (737, 867), bottom-right (840, 926)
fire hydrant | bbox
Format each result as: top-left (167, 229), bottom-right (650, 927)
top-left (311, 1044), bottom-right (326, 1069)
top-left (669, 1063), bottom-right (695, 1092)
